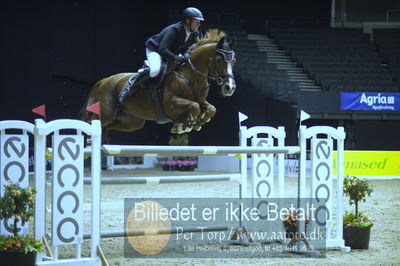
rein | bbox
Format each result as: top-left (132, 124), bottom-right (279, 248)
top-left (180, 40), bottom-right (234, 85)
top-left (187, 58), bottom-right (219, 83)
top-left (186, 50), bottom-right (234, 86)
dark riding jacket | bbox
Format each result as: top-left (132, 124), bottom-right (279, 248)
top-left (145, 21), bottom-right (199, 61)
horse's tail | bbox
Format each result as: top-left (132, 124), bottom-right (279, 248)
top-left (78, 79), bottom-right (104, 122)
top-left (78, 90), bottom-right (92, 122)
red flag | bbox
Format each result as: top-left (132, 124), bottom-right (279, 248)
top-left (32, 104), bottom-right (46, 121)
top-left (86, 102), bottom-right (101, 120)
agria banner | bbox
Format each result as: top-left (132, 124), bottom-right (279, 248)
top-left (340, 92), bottom-right (400, 111)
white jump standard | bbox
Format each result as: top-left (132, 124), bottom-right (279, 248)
top-left (0, 118), bottom-right (348, 265)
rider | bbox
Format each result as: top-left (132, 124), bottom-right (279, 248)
top-left (118, 7), bottom-right (205, 104)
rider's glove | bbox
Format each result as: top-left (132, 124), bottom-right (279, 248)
top-left (174, 54), bottom-right (190, 65)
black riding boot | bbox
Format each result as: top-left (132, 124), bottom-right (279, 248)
top-left (118, 67), bottom-right (151, 104)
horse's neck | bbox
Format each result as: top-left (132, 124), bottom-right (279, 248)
top-left (190, 44), bottom-right (215, 75)
top-left (174, 44), bottom-right (215, 93)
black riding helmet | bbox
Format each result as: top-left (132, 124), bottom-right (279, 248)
top-left (182, 7), bottom-right (205, 21)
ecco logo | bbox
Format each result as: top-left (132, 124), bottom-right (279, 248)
top-left (53, 136), bottom-right (83, 244)
top-left (253, 138), bottom-right (274, 220)
top-left (312, 139), bottom-right (332, 227)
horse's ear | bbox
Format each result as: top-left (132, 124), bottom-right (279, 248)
top-left (227, 37), bottom-right (236, 50)
top-left (216, 36), bottom-right (225, 49)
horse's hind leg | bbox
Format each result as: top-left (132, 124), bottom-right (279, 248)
top-left (88, 112), bottom-right (145, 145)
top-left (100, 113), bottom-right (145, 169)
top-left (107, 111), bottom-right (146, 133)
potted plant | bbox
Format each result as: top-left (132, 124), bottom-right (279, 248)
top-left (343, 175), bottom-right (373, 249)
top-left (0, 183), bottom-right (44, 266)
top-left (167, 134), bottom-right (197, 171)
top-left (168, 134), bottom-right (189, 146)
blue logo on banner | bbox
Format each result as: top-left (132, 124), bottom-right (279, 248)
top-left (340, 92), bottom-right (400, 111)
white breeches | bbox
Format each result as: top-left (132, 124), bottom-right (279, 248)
top-left (146, 48), bottom-right (162, 78)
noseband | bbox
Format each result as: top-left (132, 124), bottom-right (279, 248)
top-left (213, 48), bottom-right (235, 85)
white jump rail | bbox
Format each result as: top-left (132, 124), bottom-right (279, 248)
top-left (82, 226), bottom-right (229, 239)
top-left (50, 145), bottom-right (300, 156)
top-left (101, 144), bottom-right (301, 156)
top-left (83, 173), bottom-right (241, 185)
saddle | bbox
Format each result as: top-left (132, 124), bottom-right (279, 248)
top-left (128, 61), bottom-right (177, 124)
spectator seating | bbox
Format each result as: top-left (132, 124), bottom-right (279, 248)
top-left (373, 28), bottom-right (400, 87)
top-left (210, 25), bottom-right (299, 104)
top-left (268, 28), bottom-right (399, 92)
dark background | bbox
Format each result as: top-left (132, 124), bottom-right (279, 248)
top-left (1, 0), bottom-right (398, 149)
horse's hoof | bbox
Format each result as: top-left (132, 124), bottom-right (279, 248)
top-left (170, 124), bottom-right (185, 134)
top-left (170, 127), bottom-right (178, 134)
top-left (184, 126), bottom-right (193, 133)
top-left (193, 124), bottom-right (202, 131)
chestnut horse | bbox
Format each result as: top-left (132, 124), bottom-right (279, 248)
top-left (81, 30), bottom-right (236, 142)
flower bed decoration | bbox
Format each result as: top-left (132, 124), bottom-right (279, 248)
top-left (159, 160), bottom-right (198, 171)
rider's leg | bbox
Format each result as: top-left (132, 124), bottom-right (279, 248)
top-left (146, 49), bottom-right (162, 78)
top-left (118, 67), bottom-right (150, 103)
top-left (118, 49), bottom-right (162, 104)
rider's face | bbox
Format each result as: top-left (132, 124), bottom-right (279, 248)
top-left (190, 19), bottom-right (201, 32)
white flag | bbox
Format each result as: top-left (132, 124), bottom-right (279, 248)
top-left (300, 110), bottom-right (311, 122)
top-left (238, 112), bottom-right (248, 123)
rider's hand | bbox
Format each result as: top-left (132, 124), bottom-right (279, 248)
top-left (175, 54), bottom-right (189, 65)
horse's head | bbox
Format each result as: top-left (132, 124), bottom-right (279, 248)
top-left (187, 30), bottom-right (237, 97)
top-left (211, 36), bottom-right (236, 97)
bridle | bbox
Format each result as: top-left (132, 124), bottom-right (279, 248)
top-left (186, 47), bottom-right (235, 86)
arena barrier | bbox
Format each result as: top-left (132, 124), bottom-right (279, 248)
top-left (0, 118), bottom-right (347, 265)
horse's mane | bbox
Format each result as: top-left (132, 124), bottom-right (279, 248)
top-left (189, 29), bottom-right (226, 51)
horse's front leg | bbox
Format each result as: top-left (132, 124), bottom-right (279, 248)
top-left (193, 100), bottom-right (216, 131)
top-left (167, 96), bottom-right (201, 134)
